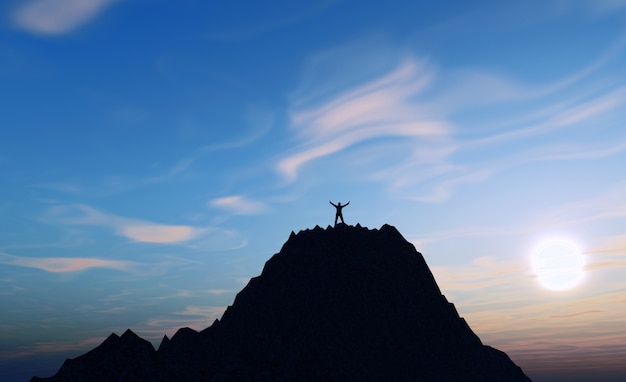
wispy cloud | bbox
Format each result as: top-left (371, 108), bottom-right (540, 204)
top-left (204, 1), bottom-right (338, 42)
top-left (537, 140), bottom-right (626, 161)
top-left (143, 305), bottom-right (226, 338)
top-left (122, 225), bottom-right (198, 244)
top-left (33, 106), bottom-right (274, 202)
top-left (278, 59), bottom-right (450, 181)
top-left (582, 233), bottom-right (626, 271)
top-left (587, 234), bottom-right (626, 256)
top-left (431, 256), bottom-right (532, 292)
top-left (577, 0), bottom-right (626, 14)
top-left (12, 0), bottom-right (118, 36)
top-left (429, 250), bottom-right (626, 377)
top-left (45, 204), bottom-right (204, 244)
top-left (467, 86), bottom-right (626, 147)
top-left (2, 336), bottom-right (107, 359)
top-left (279, 34), bottom-right (626, 206)
top-left (409, 169), bottom-right (492, 203)
top-left (413, 180), bottom-right (626, 250)
top-left (539, 181), bottom-right (626, 227)
top-left (43, 204), bottom-right (248, 251)
top-left (0, 251), bottom-right (135, 273)
top-left (390, 86), bottom-right (626, 203)
top-left (174, 305), bottom-right (227, 319)
top-left (209, 195), bottom-right (269, 215)
top-left (462, 288), bottom-right (626, 377)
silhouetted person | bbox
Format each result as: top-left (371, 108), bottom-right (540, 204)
top-left (329, 200), bottom-right (349, 226)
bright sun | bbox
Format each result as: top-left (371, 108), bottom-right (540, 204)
top-left (531, 238), bottom-right (586, 291)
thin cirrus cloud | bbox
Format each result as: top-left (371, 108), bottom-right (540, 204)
top-left (277, 37), bottom-right (626, 207)
top-left (466, 86), bottom-right (626, 148)
top-left (46, 204), bottom-right (204, 244)
top-left (539, 181), bottom-right (626, 228)
top-left (122, 225), bottom-right (198, 244)
top-left (209, 195), bottom-right (269, 215)
top-left (431, 256), bottom-right (531, 292)
top-left (143, 305), bottom-right (227, 338)
top-left (587, 233), bottom-right (626, 256)
top-left (3, 336), bottom-right (107, 359)
top-left (583, 233), bottom-right (626, 271)
top-left (0, 251), bottom-right (135, 273)
top-left (430, 255), bottom-right (626, 375)
top-left (462, 288), bottom-right (626, 376)
top-left (12, 0), bottom-right (118, 36)
top-left (278, 59), bottom-right (450, 181)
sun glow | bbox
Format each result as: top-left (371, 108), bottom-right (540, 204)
top-left (531, 238), bottom-right (586, 291)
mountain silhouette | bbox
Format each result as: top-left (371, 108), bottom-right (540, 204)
top-left (32, 223), bottom-right (532, 381)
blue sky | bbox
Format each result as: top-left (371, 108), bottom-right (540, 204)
top-left (2, 1), bottom-right (626, 381)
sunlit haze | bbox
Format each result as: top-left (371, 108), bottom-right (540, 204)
top-left (532, 238), bottom-right (585, 291)
top-left (1, 1), bottom-right (626, 381)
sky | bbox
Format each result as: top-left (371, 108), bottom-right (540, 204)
top-left (1, 0), bottom-right (626, 381)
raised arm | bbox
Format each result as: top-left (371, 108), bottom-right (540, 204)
top-left (329, 200), bottom-right (337, 207)
top-left (345, 201), bottom-right (350, 207)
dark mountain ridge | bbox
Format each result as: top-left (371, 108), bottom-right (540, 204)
top-left (32, 223), bottom-right (532, 381)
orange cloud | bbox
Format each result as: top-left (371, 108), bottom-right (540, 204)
top-left (122, 225), bottom-right (197, 244)
top-left (209, 195), bottom-right (269, 215)
top-left (430, 256), bottom-right (532, 292)
top-left (142, 306), bottom-right (227, 339)
top-left (46, 204), bottom-right (204, 244)
top-left (0, 252), bottom-right (134, 273)
top-left (2, 336), bottom-right (107, 358)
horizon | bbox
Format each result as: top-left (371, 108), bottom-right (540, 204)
top-left (2, 1), bottom-right (626, 381)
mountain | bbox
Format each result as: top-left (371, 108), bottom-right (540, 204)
top-left (31, 223), bottom-right (532, 381)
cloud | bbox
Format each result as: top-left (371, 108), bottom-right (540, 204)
top-left (278, 58), bottom-right (450, 181)
top-left (400, 84), bottom-right (626, 203)
top-left (539, 181), bottom-right (626, 227)
top-left (278, 35), bottom-right (626, 204)
top-left (431, 256), bottom-right (532, 292)
top-left (12, 0), bottom-right (117, 35)
top-left (209, 195), bottom-right (269, 215)
top-left (584, 259), bottom-right (626, 271)
top-left (587, 234), bottom-right (626, 256)
top-left (419, 180), bottom-right (626, 243)
top-left (143, 306), bottom-right (227, 337)
top-left (43, 204), bottom-right (248, 250)
top-left (0, 251), bottom-right (134, 273)
top-left (46, 204), bottom-right (204, 244)
top-left (430, 254), bottom-right (626, 375)
top-left (174, 305), bottom-right (227, 318)
top-left (204, 1), bottom-right (338, 42)
top-left (467, 86), bottom-right (626, 147)
top-left (409, 169), bottom-right (492, 203)
top-left (538, 140), bottom-right (626, 161)
top-left (122, 225), bottom-right (197, 244)
top-left (579, 0), bottom-right (626, 14)
top-left (550, 310), bottom-right (604, 318)
top-left (460, 288), bottom-right (626, 377)
top-left (583, 234), bottom-right (626, 270)
top-left (429, 262), bottom-right (626, 378)
top-left (2, 336), bottom-right (107, 359)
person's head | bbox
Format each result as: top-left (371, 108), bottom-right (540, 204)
top-left (338, 202), bottom-right (342, 206)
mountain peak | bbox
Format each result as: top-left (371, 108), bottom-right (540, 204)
top-left (32, 224), bottom-right (531, 381)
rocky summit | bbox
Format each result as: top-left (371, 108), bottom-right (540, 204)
top-left (32, 223), bottom-right (532, 381)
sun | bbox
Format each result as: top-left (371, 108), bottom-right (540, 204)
top-left (531, 238), bottom-right (586, 291)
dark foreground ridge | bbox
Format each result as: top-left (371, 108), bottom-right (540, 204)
top-left (32, 223), bottom-right (532, 381)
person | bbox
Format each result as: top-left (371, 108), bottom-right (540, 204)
top-left (329, 200), bottom-right (350, 226)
